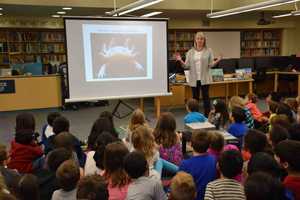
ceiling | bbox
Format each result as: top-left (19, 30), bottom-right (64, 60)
top-left (0, 1), bottom-right (299, 20)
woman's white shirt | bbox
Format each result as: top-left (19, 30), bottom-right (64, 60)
top-left (193, 50), bottom-right (203, 80)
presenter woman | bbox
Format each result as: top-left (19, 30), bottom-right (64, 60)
top-left (176, 32), bottom-right (221, 116)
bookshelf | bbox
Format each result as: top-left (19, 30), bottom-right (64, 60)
top-left (0, 29), bottom-right (66, 70)
top-left (168, 29), bottom-right (282, 60)
top-left (241, 29), bottom-right (281, 57)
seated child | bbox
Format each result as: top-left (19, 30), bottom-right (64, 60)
top-left (208, 99), bottom-right (230, 130)
top-left (227, 107), bottom-right (248, 149)
top-left (229, 96), bottom-right (254, 129)
top-left (41, 112), bottom-right (61, 151)
top-left (153, 112), bottom-right (183, 166)
top-left (267, 124), bottom-right (289, 148)
top-left (103, 142), bottom-right (130, 200)
top-left (179, 131), bottom-right (216, 200)
top-left (169, 172), bottom-right (197, 200)
top-left (52, 160), bottom-right (80, 200)
top-left (17, 174), bottom-right (39, 200)
top-left (244, 129), bottom-right (267, 157)
top-left (8, 113), bottom-right (43, 173)
top-left (77, 175), bottom-right (109, 200)
top-left (245, 93), bottom-right (268, 123)
top-left (204, 150), bottom-right (245, 200)
top-left (184, 99), bottom-right (207, 124)
top-left (0, 144), bottom-right (20, 193)
top-left (275, 140), bottom-right (300, 200)
top-left (124, 151), bottom-right (167, 200)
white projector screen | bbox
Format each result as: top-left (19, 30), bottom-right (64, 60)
top-left (64, 18), bottom-right (169, 102)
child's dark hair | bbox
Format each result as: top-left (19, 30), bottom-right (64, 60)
top-left (53, 116), bottom-right (70, 135)
top-left (187, 98), bottom-right (199, 112)
top-left (269, 124), bottom-right (289, 147)
top-left (191, 131), bottom-right (210, 153)
top-left (153, 112), bottom-right (177, 148)
top-left (244, 129), bottom-right (267, 155)
top-left (247, 93), bottom-right (258, 103)
top-left (288, 123), bottom-right (300, 141)
top-left (213, 99), bottom-right (229, 127)
top-left (77, 175), bottom-right (109, 200)
top-left (99, 111), bottom-right (118, 136)
top-left (244, 172), bottom-right (286, 200)
top-left (269, 92), bottom-right (282, 103)
top-left (0, 144), bottom-right (7, 165)
top-left (208, 131), bottom-right (224, 152)
top-left (231, 107), bottom-right (246, 123)
top-left (88, 117), bottom-right (118, 150)
top-left (247, 152), bottom-right (281, 178)
top-left (93, 132), bottom-right (118, 169)
top-left (276, 103), bottom-right (294, 123)
top-left (15, 113), bottom-right (35, 134)
top-left (47, 112), bottom-right (61, 126)
top-left (124, 151), bottom-right (148, 179)
top-left (47, 148), bottom-right (72, 172)
top-left (56, 160), bottom-right (80, 192)
top-left (219, 150), bottom-right (243, 178)
top-left (53, 132), bottom-right (75, 151)
top-left (269, 100), bottom-right (279, 114)
top-left (104, 142), bottom-right (130, 188)
top-left (17, 174), bottom-right (39, 200)
top-left (274, 140), bottom-right (300, 172)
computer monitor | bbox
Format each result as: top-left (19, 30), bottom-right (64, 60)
top-left (272, 56), bottom-right (293, 70)
top-left (218, 58), bottom-right (238, 74)
top-left (255, 57), bottom-right (272, 71)
top-left (238, 58), bottom-right (255, 70)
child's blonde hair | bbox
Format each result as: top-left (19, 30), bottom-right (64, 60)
top-left (229, 96), bottom-right (246, 109)
top-left (129, 109), bottom-right (147, 132)
top-left (170, 172), bottom-right (197, 200)
top-left (131, 125), bottom-right (156, 161)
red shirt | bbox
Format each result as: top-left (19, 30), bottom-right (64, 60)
top-left (284, 175), bottom-right (300, 200)
top-left (7, 140), bottom-right (43, 173)
top-left (246, 102), bottom-right (263, 121)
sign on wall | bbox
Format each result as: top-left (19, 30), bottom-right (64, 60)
top-left (0, 80), bottom-right (15, 94)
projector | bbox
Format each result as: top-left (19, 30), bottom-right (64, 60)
top-left (257, 12), bottom-right (271, 25)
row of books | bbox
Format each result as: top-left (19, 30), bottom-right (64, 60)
top-left (168, 32), bottom-right (195, 41)
top-left (241, 40), bottom-right (280, 48)
top-left (263, 31), bottom-right (280, 40)
top-left (8, 43), bottom-right (65, 54)
top-left (0, 54), bottom-right (9, 64)
top-left (0, 32), bottom-right (7, 42)
top-left (42, 55), bottom-right (66, 64)
top-left (40, 44), bottom-right (65, 53)
top-left (0, 43), bottom-right (8, 52)
top-left (241, 48), bottom-right (280, 57)
top-left (6, 32), bottom-right (65, 42)
top-left (241, 32), bottom-right (263, 40)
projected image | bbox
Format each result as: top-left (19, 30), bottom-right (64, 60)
top-left (92, 34), bottom-right (146, 79)
top-left (83, 24), bottom-right (153, 82)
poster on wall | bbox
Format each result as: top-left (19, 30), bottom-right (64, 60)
top-left (0, 80), bottom-right (15, 94)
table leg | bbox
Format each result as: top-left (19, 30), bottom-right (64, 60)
top-left (297, 74), bottom-right (300, 96)
top-left (235, 83), bottom-right (239, 96)
top-left (225, 83), bottom-right (229, 103)
top-left (274, 73), bottom-right (278, 92)
top-left (155, 97), bottom-right (161, 118)
top-left (249, 81), bottom-right (253, 93)
top-left (139, 98), bottom-right (144, 112)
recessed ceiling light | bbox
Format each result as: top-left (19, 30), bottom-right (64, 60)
top-left (62, 7), bottom-right (72, 10)
top-left (52, 15), bottom-right (60, 18)
top-left (141, 11), bottom-right (162, 17)
top-left (0, 8), bottom-right (3, 11)
top-left (0, 13), bottom-right (3, 16)
top-left (57, 11), bottom-right (66, 15)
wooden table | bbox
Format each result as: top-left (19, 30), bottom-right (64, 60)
top-left (273, 71), bottom-right (300, 96)
top-left (153, 78), bottom-right (253, 118)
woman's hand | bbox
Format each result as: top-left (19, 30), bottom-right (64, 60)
top-left (175, 52), bottom-right (182, 61)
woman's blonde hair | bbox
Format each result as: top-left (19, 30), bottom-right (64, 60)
top-left (131, 125), bottom-right (156, 161)
top-left (229, 96), bottom-right (246, 109)
top-left (194, 32), bottom-right (207, 48)
top-left (129, 109), bottom-right (147, 131)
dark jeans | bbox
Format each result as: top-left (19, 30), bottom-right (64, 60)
top-left (191, 80), bottom-right (211, 117)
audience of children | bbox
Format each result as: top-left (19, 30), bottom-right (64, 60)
top-left (208, 99), bottom-right (229, 130)
top-left (245, 93), bottom-right (269, 123)
top-left (184, 99), bottom-right (207, 124)
top-left (2, 94), bottom-right (300, 200)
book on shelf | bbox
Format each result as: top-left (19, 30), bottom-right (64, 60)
top-left (41, 32), bottom-right (65, 42)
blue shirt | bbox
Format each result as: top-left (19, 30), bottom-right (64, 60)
top-left (228, 122), bottom-right (248, 138)
top-left (179, 154), bottom-right (216, 200)
top-left (184, 112), bottom-right (207, 124)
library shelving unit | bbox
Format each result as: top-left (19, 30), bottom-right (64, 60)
top-left (168, 29), bottom-right (282, 60)
top-left (241, 29), bottom-right (282, 57)
top-left (0, 28), bottom-right (66, 70)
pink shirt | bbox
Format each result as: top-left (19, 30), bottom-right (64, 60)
top-left (108, 183), bottom-right (129, 200)
top-left (246, 102), bottom-right (263, 120)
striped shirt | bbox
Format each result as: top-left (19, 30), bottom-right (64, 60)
top-left (204, 179), bottom-right (245, 200)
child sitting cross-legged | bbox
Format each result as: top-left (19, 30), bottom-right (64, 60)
top-left (124, 151), bottom-right (167, 200)
top-left (204, 150), bottom-right (245, 200)
top-left (184, 99), bottom-right (207, 124)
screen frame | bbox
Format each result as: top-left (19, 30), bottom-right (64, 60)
top-left (63, 16), bottom-right (170, 102)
